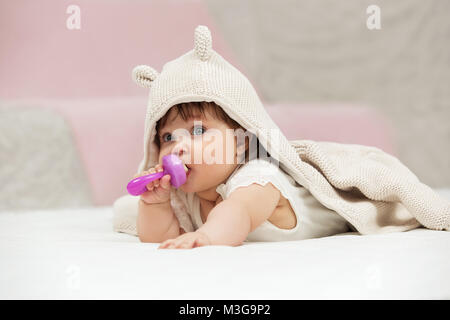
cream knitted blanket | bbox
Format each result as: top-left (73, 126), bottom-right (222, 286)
top-left (287, 139), bottom-right (449, 234)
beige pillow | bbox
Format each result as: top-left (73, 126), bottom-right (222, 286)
top-left (0, 105), bottom-right (92, 212)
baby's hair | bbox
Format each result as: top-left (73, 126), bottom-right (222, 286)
top-left (155, 101), bottom-right (241, 137)
top-left (154, 101), bottom-right (267, 163)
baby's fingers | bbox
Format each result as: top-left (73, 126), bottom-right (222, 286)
top-left (160, 174), bottom-right (171, 190)
top-left (152, 165), bottom-right (165, 188)
top-left (133, 171), bottom-right (146, 179)
top-left (133, 168), bottom-right (153, 179)
top-left (158, 239), bottom-right (175, 249)
top-left (144, 167), bottom-right (157, 190)
top-left (173, 237), bottom-right (196, 249)
top-left (158, 235), bottom-right (192, 249)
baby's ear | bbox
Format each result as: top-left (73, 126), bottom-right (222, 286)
top-left (132, 65), bottom-right (159, 88)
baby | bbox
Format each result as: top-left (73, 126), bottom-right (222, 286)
top-left (134, 101), bottom-right (287, 248)
top-left (123, 25), bottom-right (352, 248)
top-left (134, 101), bottom-right (348, 249)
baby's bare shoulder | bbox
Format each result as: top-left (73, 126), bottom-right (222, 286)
top-left (228, 182), bottom-right (280, 205)
top-left (227, 182), bottom-right (281, 230)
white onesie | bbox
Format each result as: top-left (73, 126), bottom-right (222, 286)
top-left (184, 158), bottom-right (350, 242)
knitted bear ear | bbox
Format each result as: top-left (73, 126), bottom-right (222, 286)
top-left (194, 25), bottom-right (212, 61)
top-left (132, 65), bottom-right (159, 88)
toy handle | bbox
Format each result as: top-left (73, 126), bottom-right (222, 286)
top-left (126, 154), bottom-right (187, 196)
top-left (126, 170), bottom-right (166, 196)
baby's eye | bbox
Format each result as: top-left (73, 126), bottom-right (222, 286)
top-left (192, 126), bottom-right (206, 136)
top-left (162, 133), bottom-right (172, 142)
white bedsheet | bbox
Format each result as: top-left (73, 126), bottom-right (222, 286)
top-left (1, 189), bottom-right (450, 300)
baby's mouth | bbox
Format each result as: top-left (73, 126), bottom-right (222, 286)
top-left (183, 163), bottom-right (192, 177)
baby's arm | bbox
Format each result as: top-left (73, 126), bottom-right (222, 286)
top-left (198, 182), bottom-right (281, 246)
top-left (159, 182), bottom-right (280, 249)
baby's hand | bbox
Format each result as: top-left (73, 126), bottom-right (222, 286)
top-left (133, 164), bottom-right (172, 204)
top-left (158, 231), bottom-right (211, 249)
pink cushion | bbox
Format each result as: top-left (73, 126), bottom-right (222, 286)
top-left (1, 98), bottom-right (396, 207)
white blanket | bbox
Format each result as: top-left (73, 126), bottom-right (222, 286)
top-left (1, 188), bottom-right (450, 299)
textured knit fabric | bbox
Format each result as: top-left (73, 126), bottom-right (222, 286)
top-left (113, 25), bottom-right (450, 237)
top-left (186, 158), bottom-right (349, 241)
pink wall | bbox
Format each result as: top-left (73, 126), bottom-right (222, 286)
top-left (0, 0), bottom-right (245, 99)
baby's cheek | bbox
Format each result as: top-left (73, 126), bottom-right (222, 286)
top-left (158, 145), bottom-right (175, 162)
top-left (192, 139), bottom-right (207, 163)
top-left (157, 150), bottom-right (166, 164)
top-left (203, 138), bottom-right (235, 165)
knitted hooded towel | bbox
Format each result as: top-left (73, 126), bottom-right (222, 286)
top-left (120, 25), bottom-right (449, 236)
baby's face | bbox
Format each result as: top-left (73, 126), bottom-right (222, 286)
top-left (157, 108), bottom-right (243, 194)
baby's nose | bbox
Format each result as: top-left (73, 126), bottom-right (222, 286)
top-left (172, 148), bottom-right (185, 157)
top-left (171, 141), bottom-right (188, 158)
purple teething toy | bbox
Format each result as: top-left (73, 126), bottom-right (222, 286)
top-left (126, 154), bottom-right (188, 196)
